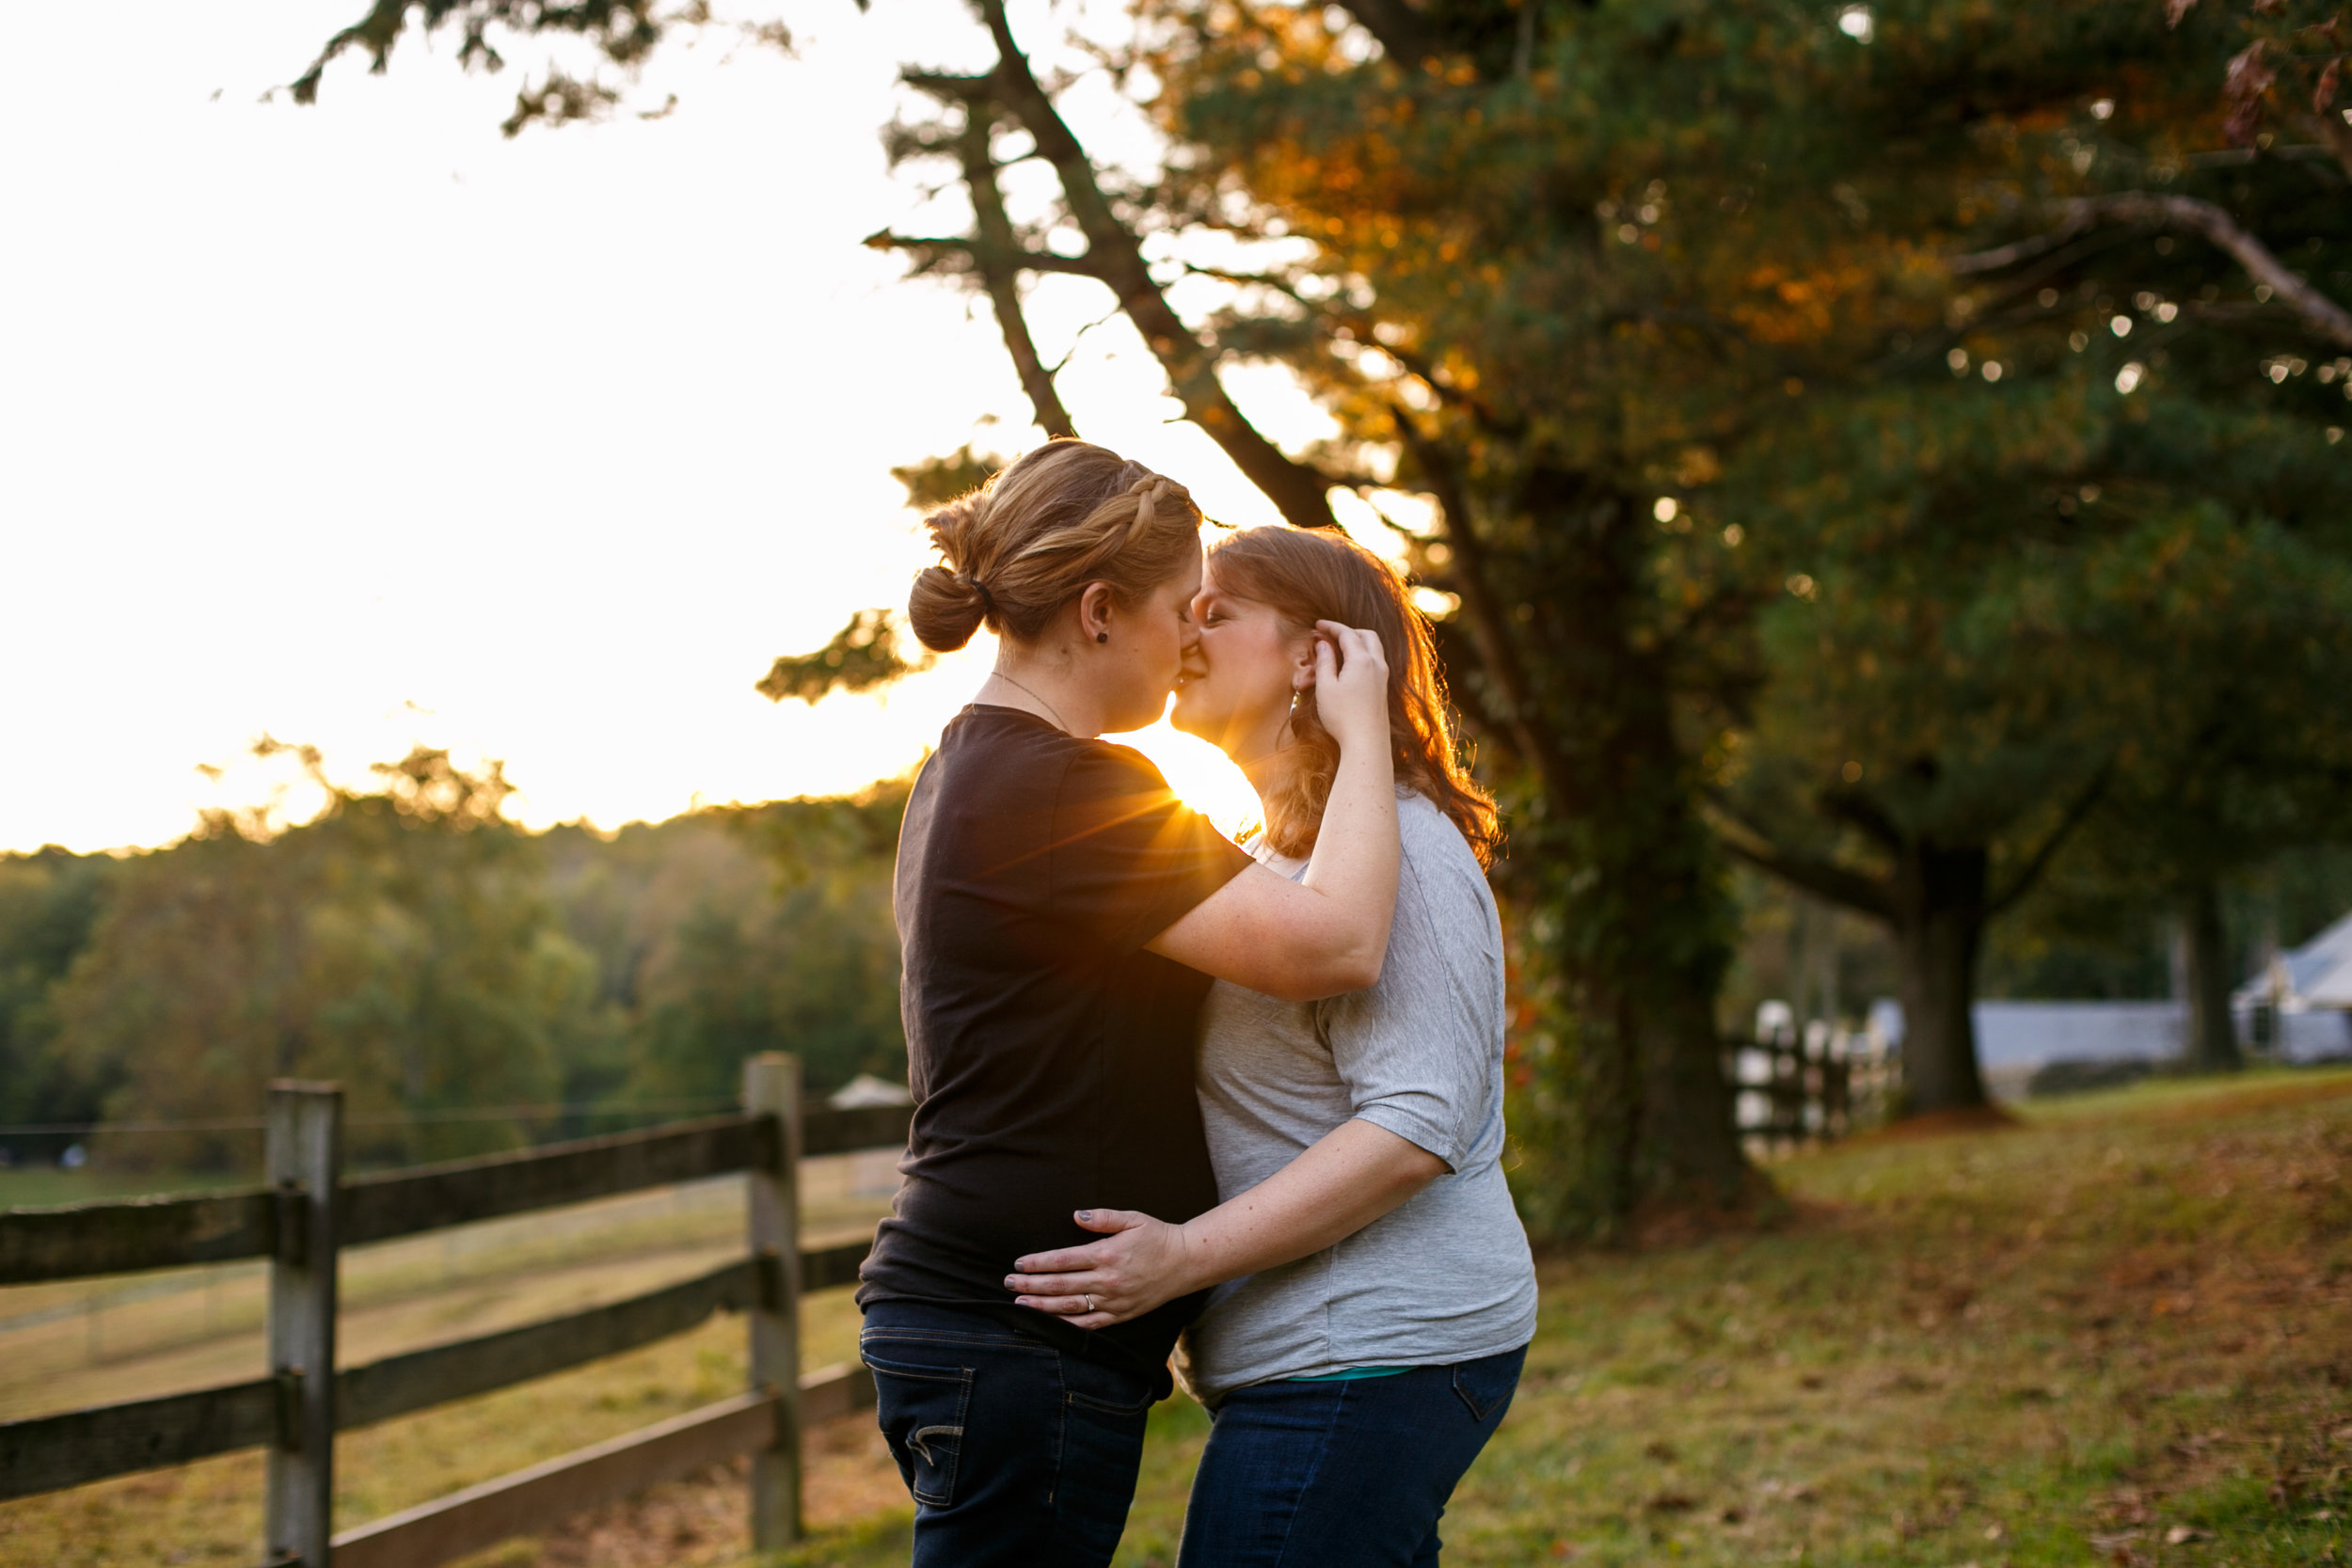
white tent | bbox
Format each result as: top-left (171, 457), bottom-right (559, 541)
top-left (828, 1073), bottom-right (914, 1110)
top-left (2233, 908), bottom-right (2352, 1013)
top-left (2305, 949), bottom-right (2352, 1008)
top-left (2232, 909), bottom-right (2352, 1062)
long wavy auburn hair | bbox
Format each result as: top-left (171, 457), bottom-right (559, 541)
top-left (1207, 525), bottom-right (1502, 869)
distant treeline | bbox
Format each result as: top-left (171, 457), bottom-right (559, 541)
top-left (0, 748), bottom-right (906, 1173)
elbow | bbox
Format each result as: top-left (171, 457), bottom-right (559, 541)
top-left (1311, 912), bottom-right (1391, 996)
top-left (1326, 920), bottom-right (1390, 994)
top-left (1368, 1138), bottom-right (1449, 1204)
top-left (1394, 1152), bottom-right (1450, 1198)
top-left (1331, 947), bottom-right (1386, 995)
top-left (1270, 945), bottom-right (1384, 1003)
top-left (1255, 914), bottom-right (1390, 1002)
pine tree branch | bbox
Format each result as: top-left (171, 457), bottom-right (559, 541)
top-left (1985, 759), bottom-right (2114, 919)
top-left (756, 609), bottom-right (935, 705)
top-left (1951, 192), bottom-right (2352, 351)
top-left (956, 103), bottom-right (1079, 438)
top-left (970, 0), bottom-right (1341, 531)
top-left (1816, 786), bottom-right (1906, 854)
top-left (1707, 799), bottom-right (1900, 921)
top-left (1181, 261), bottom-right (1316, 307)
top-left (1387, 403), bottom-right (1570, 814)
top-left (864, 231), bottom-right (1104, 279)
top-left (881, 72), bottom-right (1085, 436)
top-left (1343, 325), bottom-right (1518, 437)
top-left (1335, 0), bottom-right (1435, 65)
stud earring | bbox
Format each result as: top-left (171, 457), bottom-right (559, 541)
top-left (1096, 631), bottom-right (1109, 644)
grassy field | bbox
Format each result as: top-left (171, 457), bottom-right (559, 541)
top-left (2, 1069), bottom-right (2346, 1567)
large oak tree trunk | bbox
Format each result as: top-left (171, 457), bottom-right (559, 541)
top-left (1499, 478), bottom-right (1750, 1236)
top-left (2180, 880), bottom-right (2242, 1072)
top-left (1642, 980), bottom-right (1747, 1197)
top-left (1889, 842), bottom-right (1991, 1114)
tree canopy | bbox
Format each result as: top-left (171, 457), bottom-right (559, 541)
top-left (282, 0), bottom-right (2352, 1230)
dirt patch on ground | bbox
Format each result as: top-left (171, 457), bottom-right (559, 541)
top-left (516, 1418), bottom-right (906, 1566)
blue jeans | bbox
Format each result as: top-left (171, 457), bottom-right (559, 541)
top-left (1176, 1346), bottom-right (1527, 1568)
top-left (860, 1301), bottom-right (1160, 1567)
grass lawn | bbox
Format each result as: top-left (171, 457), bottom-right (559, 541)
top-left (3, 1069), bottom-right (2345, 1566)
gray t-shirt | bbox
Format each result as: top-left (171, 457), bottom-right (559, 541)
top-left (1174, 792), bottom-right (1539, 1406)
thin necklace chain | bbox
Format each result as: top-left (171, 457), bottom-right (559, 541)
top-left (987, 671), bottom-right (1073, 735)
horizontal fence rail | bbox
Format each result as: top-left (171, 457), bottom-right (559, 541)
top-left (0, 1354), bottom-right (886, 1515)
top-left (336, 1258), bottom-right (765, 1432)
top-left (0, 1378), bottom-right (279, 1501)
top-left (0, 1242), bottom-right (899, 1503)
top-left (0, 1066), bottom-right (910, 1564)
top-left (0, 1189), bottom-right (276, 1286)
top-left (328, 1364), bottom-right (876, 1568)
top-left (328, 1389), bottom-right (785, 1568)
top-left (340, 1114), bottom-right (769, 1248)
top-left (0, 1102), bottom-right (912, 1288)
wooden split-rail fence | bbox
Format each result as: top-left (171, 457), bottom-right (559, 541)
top-left (1724, 1022), bottom-right (1900, 1152)
top-left (0, 1053), bottom-right (912, 1567)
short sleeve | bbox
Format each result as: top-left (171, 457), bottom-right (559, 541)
top-left (1049, 745), bottom-right (1254, 954)
top-left (1321, 809), bottom-right (1502, 1171)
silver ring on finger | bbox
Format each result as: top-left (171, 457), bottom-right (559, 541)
top-left (1085, 1295), bottom-right (1094, 1313)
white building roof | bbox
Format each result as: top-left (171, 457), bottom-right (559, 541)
top-left (828, 1073), bottom-right (914, 1109)
top-left (2306, 950), bottom-right (2352, 1007)
top-left (2233, 908), bottom-right (2352, 1012)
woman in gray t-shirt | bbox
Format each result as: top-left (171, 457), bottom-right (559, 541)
top-left (1003, 525), bottom-right (1537, 1565)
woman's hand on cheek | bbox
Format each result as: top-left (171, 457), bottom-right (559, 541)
top-left (1003, 1209), bottom-right (1200, 1330)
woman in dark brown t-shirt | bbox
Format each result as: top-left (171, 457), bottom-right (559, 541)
top-left (856, 439), bottom-right (1402, 1566)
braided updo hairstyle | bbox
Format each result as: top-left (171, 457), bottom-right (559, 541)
top-left (907, 439), bottom-right (1206, 653)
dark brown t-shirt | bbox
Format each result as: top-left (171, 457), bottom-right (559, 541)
top-left (858, 705), bottom-right (1253, 1386)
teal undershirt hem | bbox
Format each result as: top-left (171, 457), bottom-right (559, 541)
top-left (1286, 1366), bottom-right (1411, 1383)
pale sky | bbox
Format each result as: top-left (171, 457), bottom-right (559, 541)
top-left (0, 0), bottom-right (1365, 852)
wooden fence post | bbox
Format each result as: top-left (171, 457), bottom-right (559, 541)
top-left (742, 1053), bottom-right (803, 1552)
top-left (264, 1081), bottom-right (343, 1568)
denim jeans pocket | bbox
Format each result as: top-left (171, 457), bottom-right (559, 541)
top-left (865, 1349), bottom-right (974, 1507)
top-left (1064, 1381), bottom-right (1155, 1419)
top-left (1451, 1350), bottom-right (1524, 1425)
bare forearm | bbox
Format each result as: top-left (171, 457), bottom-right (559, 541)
top-left (1300, 745), bottom-right (1400, 915)
top-left (1148, 745), bottom-right (1399, 998)
top-left (1002, 1121), bottom-right (1448, 1326)
top-left (1250, 616), bottom-right (1396, 976)
top-left (1168, 1119), bottom-right (1445, 1293)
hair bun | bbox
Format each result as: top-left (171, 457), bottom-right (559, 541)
top-left (908, 563), bottom-right (989, 652)
top-left (925, 493), bottom-right (987, 571)
top-left (901, 439), bottom-right (1202, 654)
